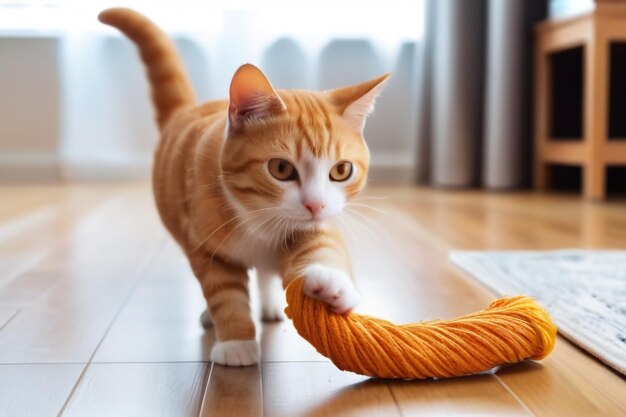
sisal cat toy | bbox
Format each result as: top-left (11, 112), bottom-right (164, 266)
top-left (99, 7), bottom-right (557, 376)
top-left (284, 278), bottom-right (557, 379)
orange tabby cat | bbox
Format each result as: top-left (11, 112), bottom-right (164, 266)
top-left (99, 7), bottom-right (389, 366)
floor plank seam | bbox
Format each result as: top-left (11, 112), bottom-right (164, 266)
top-left (54, 237), bottom-right (167, 417)
top-left (0, 362), bottom-right (88, 366)
top-left (90, 360), bottom-right (211, 365)
top-left (555, 355), bottom-right (626, 414)
top-left (0, 195), bottom-right (140, 330)
top-left (197, 362), bottom-right (215, 417)
top-left (261, 359), bottom-right (332, 363)
top-left (54, 361), bottom-right (94, 417)
top-left (0, 308), bottom-right (20, 332)
top-left (385, 382), bottom-right (405, 417)
top-left (495, 375), bottom-right (536, 417)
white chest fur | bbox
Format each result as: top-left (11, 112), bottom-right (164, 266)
top-left (228, 227), bottom-right (279, 271)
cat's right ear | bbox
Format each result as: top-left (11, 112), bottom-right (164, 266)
top-left (228, 64), bottom-right (286, 133)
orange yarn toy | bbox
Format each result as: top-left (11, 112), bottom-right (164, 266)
top-left (284, 278), bottom-right (557, 379)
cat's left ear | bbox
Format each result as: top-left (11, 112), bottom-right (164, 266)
top-left (327, 73), bottom-right (391, 133)
top-left (228, 64), bottom-right (286, 133)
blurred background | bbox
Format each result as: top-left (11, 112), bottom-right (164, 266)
top-left (2, 0), bottom-right (622, 192)
top-left (2, 3), bottom-right (626, 415)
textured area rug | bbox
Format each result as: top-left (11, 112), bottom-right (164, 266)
top-left (450, 250), bottom-right (626, 375)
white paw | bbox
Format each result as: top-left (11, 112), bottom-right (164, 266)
top-left (200, 308), bottom-right (213, 329)
top-left (302, 264), bottom-right (360, 314)
top-left (210, 340), bottom-right (259, 366)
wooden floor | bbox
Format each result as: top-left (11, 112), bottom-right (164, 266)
top-left (0, 183), bottom-right (624, 417)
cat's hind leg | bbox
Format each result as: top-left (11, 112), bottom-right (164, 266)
top-left (196, 257), bottom-right (258, 366)
top-left (199, 308), bottom-right (213, 328)
top-left (256, 268), bottom-right (285, 322)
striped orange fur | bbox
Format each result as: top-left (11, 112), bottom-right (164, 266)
top-left (99, 7), bottom-right (389, 366)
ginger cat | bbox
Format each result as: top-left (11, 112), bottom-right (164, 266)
top-left (99, 8), bottom-right (389, 366)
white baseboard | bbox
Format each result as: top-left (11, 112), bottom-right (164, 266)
top-left (368, 164), bottom-right (416, 184)
top-left (61, 159), bottom-right (152, 181)
top-left (62, 160), bottom-right (416, 184)
top-left (0, 153), bottom-right (416, 185)
top-left (0, 152), bottom-right (60, 182)
top-left (368, 152), bottom-right (416, 184)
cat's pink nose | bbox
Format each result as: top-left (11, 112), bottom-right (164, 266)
top-left (304, 201), bottom-right (325, 217)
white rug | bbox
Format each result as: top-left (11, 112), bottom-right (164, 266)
top-left (450, 250), bottom-right (626, 375)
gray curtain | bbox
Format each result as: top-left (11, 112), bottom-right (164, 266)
top-left (415, 0), bottom-right (547, 188)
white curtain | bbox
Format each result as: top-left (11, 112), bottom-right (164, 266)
top-left (0, 1), bottom-right (424, 182)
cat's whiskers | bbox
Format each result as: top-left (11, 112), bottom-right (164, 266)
top-left (347, 202), bottom-right (391, 217)
top-left (334, 212), bottom-right (360, 246)
top-left (342, 208), bottom-right (380, 239)
top-left (262, 215), bottom-right (289, 249)
top-left (208, 212), bottom-right (268, 266)
top-left (195, 200), bottom-right (235, 230)
top-left (193, 206), bottom-right (279, 253)
top-left (353, 194), bottom-right (389, 201)
top-left (222, 213), bottom-right (272, 261)
top-left (343, 212), bottom-right (376, 242)
top-left (198, 200), bottom-right (276, 229)
top-left (274, 217), bottom-right (291, 251)
top-left (247, 213), bottom-right (277, 240)
top-left (281, 220), bottom-right (294, 251)
top-left (252, 215), bottom-right (281, 247)
top-left (345, 203), bottom-right (393, 238)
top-left (273, 217), bottom-right (288, 248)
top-left (207, 204), bottom-right (285, 264)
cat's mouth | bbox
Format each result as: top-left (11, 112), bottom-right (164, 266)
top-left (276, 215), bottom-right (325, 232)
top-left (300, 217), bottom-right (328, 231)
top-left (263, 210), bottom-right (332, 232)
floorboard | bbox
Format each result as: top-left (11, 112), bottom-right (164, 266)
top-left (62, 362), bottom-right (208, 417)
top-left (93, 243), bottom-right (214, 363)
top-left (0, 363), bottom-right (83, 417)
top-left (200, 364), bottom-right (263, 417)
top-left (262, 362), bottom-right (401, 417)
top-left (0, 184), bottom-right (624, 416)
top-left (496, 358), bottom-right (624, 416)
top-left (390, 374), bottom-right (533, 416)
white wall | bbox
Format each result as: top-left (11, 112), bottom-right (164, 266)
top-left (0, 37), bottom-right (61, 181)
top-left (1, 33), bottom-right (421, 183)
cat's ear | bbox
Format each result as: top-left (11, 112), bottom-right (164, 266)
top-left (228, 64), bottom-right (286, 132)
top-left (327, 73), bottom-right (391, 133)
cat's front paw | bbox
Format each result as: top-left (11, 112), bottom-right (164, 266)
top-left (302, 264), bottom-right (360, 314)
top-left (210, 339), bottom-right (259, 366)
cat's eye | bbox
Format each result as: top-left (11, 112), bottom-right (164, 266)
top-left (329, 161), bottom-right (353, 182)
top-left (268, 158), bottom-right (298, 181)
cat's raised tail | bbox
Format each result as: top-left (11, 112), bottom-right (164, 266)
top-left (98, 8), bottom-right (196, 129)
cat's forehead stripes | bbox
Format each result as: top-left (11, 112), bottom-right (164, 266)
top-left (221, 86), bottom-right (369, 206)
top-left (282, 91), bottom-right (336, 159)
